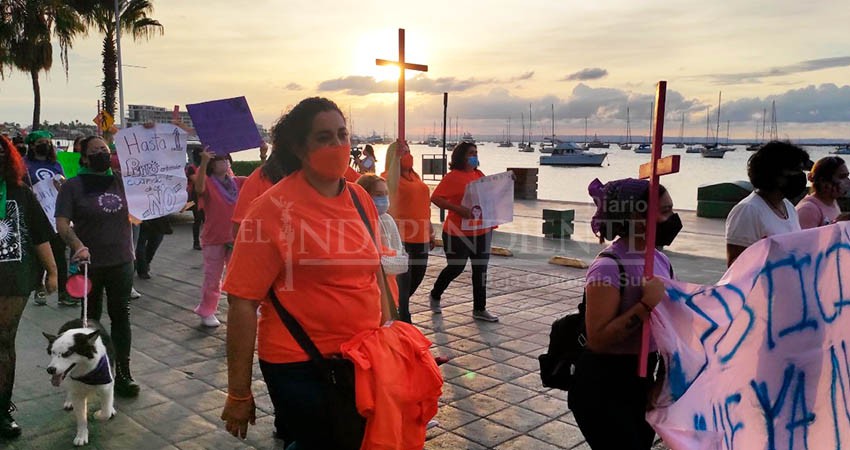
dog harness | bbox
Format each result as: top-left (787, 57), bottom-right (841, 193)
top-left (71, 356), bottom-right (113, 385)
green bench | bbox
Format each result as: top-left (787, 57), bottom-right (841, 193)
top-left (542, 209), bottom-right (575, 239)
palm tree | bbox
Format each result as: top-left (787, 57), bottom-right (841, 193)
top-left (0, 1), bottom-right (86, 130)
top-left (76, 0), bottom-right (163, 121)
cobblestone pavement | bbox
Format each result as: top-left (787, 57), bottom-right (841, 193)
top-left (7, 223), bottom-right (720, 449)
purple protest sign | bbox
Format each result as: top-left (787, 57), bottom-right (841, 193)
top-left (186, 97), bottom-right (263, 155)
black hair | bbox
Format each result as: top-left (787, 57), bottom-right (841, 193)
top-left (810, 156), bottom-right (846, 194)
top-left (265, 97), bottom-right (345, 182)
top-left (206, 154), bottom-right (233, 176)
top-left (26, 140), bottom-right (58, 163)
top-left (599, 184), bottom-right (669, 242)
top-left (363, 144), bottom-right (376, 161)
top-left (78, 135), bottom-right (104, 167)
top-left (72, 136), bottom-right (85, 154)
top-left (449, 142), bottom-right (476, 171)
top-left (747, 141), bottom-right (811, 191)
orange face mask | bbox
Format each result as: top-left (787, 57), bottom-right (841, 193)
top-left (400, 153), bottom-right (414, 170)
top-left (305, 144), bottom-right (351, 180)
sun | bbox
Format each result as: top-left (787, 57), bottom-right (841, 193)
top-left (351, 29), bottom-right (430, 82)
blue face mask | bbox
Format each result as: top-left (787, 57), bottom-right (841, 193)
top-left (468, 156), bottom-right (480, 168)
top-left (373, 195), bottom-right (390, 215)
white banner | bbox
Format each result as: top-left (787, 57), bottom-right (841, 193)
top-left (31, 178), bottom-right (59, 231)
top-left (461, 171), bottom-right (514, 231)
top-left (114, 124), bottom-right (188, 220)
top-left (648, 222), bottom-right (850, 450)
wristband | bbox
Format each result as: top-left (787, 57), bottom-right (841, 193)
top-left (227, 393), bottom-right (253, 402)
top-left (639, 300), bottom-right (654, 313)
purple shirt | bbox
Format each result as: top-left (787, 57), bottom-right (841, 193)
top-left (584, 238), bottom-right (674, 354)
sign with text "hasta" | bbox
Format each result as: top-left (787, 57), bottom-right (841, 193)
top-left (647, 222), bottom-right (850, 450)
top-left (114, 124), bottom-right (188, 220)
top-left (186, 96), bottom-right (263, 155)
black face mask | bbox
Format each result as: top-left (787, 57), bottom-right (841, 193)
top-left (656, 213), bottom-right (683, 247)
top-left (87, 152), bottom-right (112, 173)
top-left (780, 172), bottom-right (808, 200)
top-left (35, 142), bottom-right (52, 157)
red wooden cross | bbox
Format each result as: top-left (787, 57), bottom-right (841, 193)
top-left (637, 81), bottom-right (681, 377)
top-left (376, 29), bottom-right (428, 143)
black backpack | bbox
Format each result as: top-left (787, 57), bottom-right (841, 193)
top-left (538, 252), bottom-right (625, 391)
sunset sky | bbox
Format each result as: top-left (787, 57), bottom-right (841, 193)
top-left (2, 0), bottom-right (849, 139)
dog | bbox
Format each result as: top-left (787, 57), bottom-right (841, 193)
top-left (43, 319), bottom-right (116, 447)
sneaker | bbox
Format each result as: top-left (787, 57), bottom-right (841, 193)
top-left (34, 293), bottom-right (47, 306)
top-left (201, 314), bottom-right (221, 327)
top-left (193, 243), bottom-right (202, 251)
top-left (472, 310), bottom-right (499, 322)
top-left (137, 271), bottom-right (151, 280)
top-left (0, 402), bottom-right (21, 439)
top-left (429, 295), bottom-right (442, 314)
top-left (426, 419), bottom-right (440, 430)
top-left (130, 288), bottom-right (141, 300)
top-left (58, 294), bottom-right (78, 307)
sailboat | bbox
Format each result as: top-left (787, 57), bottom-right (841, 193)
top-left (539, 105), bottom-right (557, 153)
top-left (498, 117), bottom-right (514, 147)
top-left (518, 111), bottom-right (534, 152)
top-left (619, 107), bottom-right (633, 150)
top-left (687, 107), bottom-right (710, 153)
top-left (634, 102), bottom-right (652, 154)
top-left (701, 92), bottom-right (728, 158)
top-left (540, 105), bottom-right (607, 166)
top-left (674, 113), bottom-right (685, 148)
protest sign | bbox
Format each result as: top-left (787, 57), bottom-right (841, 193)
top-left (57, 152), bottom-right (80, 178)
top-left (647, 222), bottom-right (850, 450)
top-left (185, 96), bottom-right (262, 155)
top-left (114, 124), bottom-right (188, 220)
top-left (31, 178), bottom-right (59, 231)
top-left (461, 171), bottom-right (514, 231)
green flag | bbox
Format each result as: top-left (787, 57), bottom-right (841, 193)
top-left (57, 152), bottom-right (81, 178)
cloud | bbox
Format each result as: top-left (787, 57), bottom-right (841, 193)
top-left (720, 84), bottom-right (850, 123)
top-left (562, 68), bottom-right (608, 81)
top-left (703, 56), bottom-right (850, 84)
top-left (508, 71), bottom-right (534, 82)
top-left (284, 82), bottom-right (303, 91)
top-left (317, 74), bottom-right (492, 96)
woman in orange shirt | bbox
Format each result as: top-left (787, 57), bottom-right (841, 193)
top-left (382, 141), bottom-right (435, 323)
top-left (429, 142), bottom-right (498, 322)
top-left (220, 97), bottom-right (386, 449)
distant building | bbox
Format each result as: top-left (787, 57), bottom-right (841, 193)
top-left (127, 104), bottom-right (194, 127)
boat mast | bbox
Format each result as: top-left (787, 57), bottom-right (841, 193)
top-left (762, 108), bottom-right (767, 142)
top-left (679, 113), bottom-right (685, 145)
top-left (521, 113), bottom-right (525, 146)
top-left (726, 120), bottom-right (730, 145)
top-left (626, 107), bottom-right (631, 144)
top-left (715, 91), bottom-right (722, 145)
top-left (551, 104), bottom-right (555, 142)
top-left (705, 106), bottom-right (710, 145)
top-left (529, 104), bottom-right (532, 143)
top-left (769, 101), bottom-right (778, 141)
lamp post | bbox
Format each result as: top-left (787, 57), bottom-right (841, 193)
top-left (115, 0), bottom-right (125, 128)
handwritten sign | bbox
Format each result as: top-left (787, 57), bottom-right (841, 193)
top-left (185, 96), bottom-right (262, 155)
top-left (461, 171), bottom-right (514, 230)
top-left (647, 222), bottom-right (850, 450)
top-left (114, 124), bottom-right (188, 220)
top-left (31, 178), bottom-right (59, 231)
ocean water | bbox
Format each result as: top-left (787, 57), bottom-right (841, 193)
top-left (54, 137), bottom-right (835, 210)
top-left (232, 142), bottom-right (838, 210)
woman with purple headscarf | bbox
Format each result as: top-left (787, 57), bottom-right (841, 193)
top-left (567, 177), bottom-right (682, 450)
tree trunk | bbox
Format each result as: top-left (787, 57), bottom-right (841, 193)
top-left (31, 69), bottom-right (41, 131)
top-left (102, 29), bottom-right (118, 119)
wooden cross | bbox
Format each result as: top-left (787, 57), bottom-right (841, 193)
top-left (376, 28), bottom-right (428, 143)
top-left (637, 81), bottom-right (681, 377)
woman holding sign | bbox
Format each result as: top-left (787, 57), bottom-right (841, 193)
top-left (568, 177), bottom-right (680, 450)
top-left (429, 142), bottom-right (498, 322)
top-left (194, 150), bottom-right (244, 328)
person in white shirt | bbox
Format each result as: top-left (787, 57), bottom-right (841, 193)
top-left (356, 145), bottom-right (377, 174)
top-left (725, 141), bottom-right (812, 267)
top-left (356, 174), bottom-right (408, 276)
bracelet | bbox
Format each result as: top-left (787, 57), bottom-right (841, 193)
top-left (227, 393), bottom-right (253, 402)
top-left (638, 300), bottom-right (654, 313)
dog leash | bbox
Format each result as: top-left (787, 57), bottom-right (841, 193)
top-left (82, 262), bottom-right (88, 329)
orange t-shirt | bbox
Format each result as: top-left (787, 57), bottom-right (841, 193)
top-left (344, 166), bottom-right (361, 183)
top-left (381, 170), bottom-right (432, 244)
top-left (222, 171), bottom-right (385, 363)
top-left (232, 167), bottom-right (275, 224)
top-left (431, 169), bottom-right (492, 237)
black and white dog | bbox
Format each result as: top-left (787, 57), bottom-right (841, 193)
top-left (43, 319), bottom-right (116, 447)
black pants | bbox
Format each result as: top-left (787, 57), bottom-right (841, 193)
top-left (82, 262), bottom-right (133, 363)
top-left (430, 231), bottom-right (491, 311)
top-left (567, 352), bottom-right (658, 450)
top-left (396, 241), bottom-right (430, 323)
top-left (259, 359), bottom-right (365, 450)
top-left (135, 225), bottom-right (165, 276)
top-left (191, 206), bottom-right (204, 246)
top-left (42, 234), bottom-right (68, 295)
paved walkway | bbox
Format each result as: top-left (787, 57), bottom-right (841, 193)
top-left (7, 220), bottom-right (726, 449)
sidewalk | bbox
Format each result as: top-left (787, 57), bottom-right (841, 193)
top-left (7, 222), bottom-right (726, 449)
